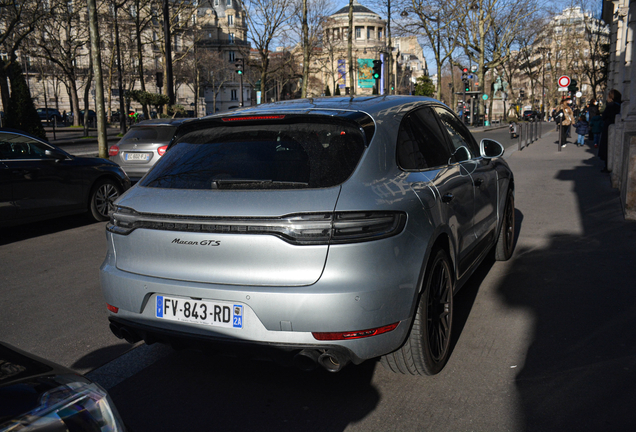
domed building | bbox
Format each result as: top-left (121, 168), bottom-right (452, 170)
top-left (319, 0), bottom-right (388, 95)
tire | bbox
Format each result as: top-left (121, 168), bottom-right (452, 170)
top-left (381, 248), bottom-right (454, 376)
top-left (89, 178), bottom-right (121, 222)
top-left (495, 189), bottom-right (515, 261)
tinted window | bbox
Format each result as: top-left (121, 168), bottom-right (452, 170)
top-left (433, 107), bottom-right (480, 161)
top-left (140, 118), bottom-right (366, 190)
top-left (121, 126), bottom-right (177, 143)
top-left (0, 133), bottom-right (50, 160)
top-left (397, 107), bottom-right (451, 170)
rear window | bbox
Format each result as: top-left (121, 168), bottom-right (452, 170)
top-left (121, 126), bottom-right (177, 143)
top-left (139, 117), bottom-right (366, 190)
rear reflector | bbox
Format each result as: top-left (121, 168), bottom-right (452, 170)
top-left (221, 115), bottom-right (285, 122)
top-left (312, 322), bottom-right (399, 340)
top-left (108, 145), bottom-right (119, 156)
top-left (106, 304), bottom-right (119, 313)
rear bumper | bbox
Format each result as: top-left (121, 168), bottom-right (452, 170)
top-left (99, 240), bottom-right (423, 361)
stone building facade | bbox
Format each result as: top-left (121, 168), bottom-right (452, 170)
top-left (3, 0), bottom-right (251, 120)
top-left (603, 0), bottom-right (636, 219)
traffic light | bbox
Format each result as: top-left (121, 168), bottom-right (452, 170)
top-left (235, 58), bottom-right (243, 75)
top-left (372, 60), bottom-right (382, 80)
top-left (567, 79), bottom-right (578, 94)
top-left (520, 89), bottom-right (525, 98)
top-left (156, 71), bottom-right (163, 88)
top-left (460, 68), bottom-right (469, 92)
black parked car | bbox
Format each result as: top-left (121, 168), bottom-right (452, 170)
top-left (522, 110), bottom-right (538, 121)
top-left (0, 341), bottom-right (126, 431)
top-left (0, 128), bottom-right (130, 227)
top-left (36, 108), bottom-right (62, 125)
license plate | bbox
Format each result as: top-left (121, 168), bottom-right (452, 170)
top-left (155, 295), bottom-right (243, 329)
top-left (125, 152), bottom-right (150, 161)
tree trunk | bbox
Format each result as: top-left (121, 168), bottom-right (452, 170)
top-left (301, 0), bottom-right (309, 98)
top-left (347, 0), bottom-right (354, 95)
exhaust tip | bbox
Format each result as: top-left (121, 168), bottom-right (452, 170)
top-left (293, 349), bottom-right (320, 372)
top-left (318, 350), bottom-right (350, 373)
top-left (119, 327), bottom-right (142, 344)
top-left (109, 323), bottom-right (123, 339)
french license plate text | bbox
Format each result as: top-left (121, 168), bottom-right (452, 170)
top-left (156, 296), bottom-right (243, 329)
top-left (125, 152), bottom-right (149, 161)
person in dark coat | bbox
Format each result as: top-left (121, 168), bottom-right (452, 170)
top-left (599, 89), bottom-right (621, 173)
top-left (587, 98), bottom-right (600, 140)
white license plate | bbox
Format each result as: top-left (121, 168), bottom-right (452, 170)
top-left (155, 295), bottom-right (243, 329)
top-left (125, 152), bottom-right (150, 161)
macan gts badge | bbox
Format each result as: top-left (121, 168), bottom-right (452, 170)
top-left (101, 96), bottom-right (515, 376)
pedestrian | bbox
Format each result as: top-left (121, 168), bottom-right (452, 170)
top-left (62, 110), bottom-right (67, 126)
top-left (556, 97), bottom-right (575, 147)
top-left (590, 112), bottom-right (603, 149)
top-left (587, 98), bottom-right (600, 140)
top-left (599, 89), bottom-right (621, 173)
top-left (574, 114), bottom-right (589, 147)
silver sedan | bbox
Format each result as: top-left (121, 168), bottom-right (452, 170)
top-left (100, 96), bottom-right (515, 376)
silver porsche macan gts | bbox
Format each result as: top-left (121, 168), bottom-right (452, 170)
top-left (100, 96), bottom-right (515, 375)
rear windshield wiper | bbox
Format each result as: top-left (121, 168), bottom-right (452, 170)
top-left (210, 179), bottom-right (309, 189)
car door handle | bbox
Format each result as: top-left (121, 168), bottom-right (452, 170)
top-left (474, 178), bottom-right (484, 187)
top-left (441, 193), bottom-right (454, 203)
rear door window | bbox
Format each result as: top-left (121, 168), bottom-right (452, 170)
top-left (396, 107), bottom-right (451, 170)
top-left (140, 116), bottom-right (366, 189)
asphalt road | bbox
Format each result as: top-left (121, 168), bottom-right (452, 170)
top-left (10, 123), bottom-right (632, 431)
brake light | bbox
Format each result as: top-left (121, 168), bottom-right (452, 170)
top-left (222, 115), bottom-right (285, 122)
top-left (109, 145), bottom-right (119, 156)
top-left (158, 145), bottom-right (168, 156)
top-left (313, 322), bottom-right (400, 340)
top-left (106, 303), bottom-right (119, 313)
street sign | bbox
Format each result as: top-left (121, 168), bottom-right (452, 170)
top-left (558, 75), bottom-right (570, 87)
top-left (558, 87), bottom-right (568, 92)
top-left (482, 94), bottom-right (488, 100)
top-left (576, 91), bottom-right (583, 98)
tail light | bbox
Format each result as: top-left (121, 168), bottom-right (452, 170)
top-left (107, 207), bottom-right (406, 245)
top-left (109, 145), bottom-right (119, 156)
top-left (158, 145), bottom-right (168, 156)
top-left (313, 322), bottom-right (400, 340)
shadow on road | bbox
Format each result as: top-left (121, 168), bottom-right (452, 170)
top-left (109, 349), bottom-right (380, 432)
top-left (497, 156), bottom-right (636, 431)
top-left (71, 343), bottom-right (133, 371)
top-left (0, 214), bottom-right (96, 246)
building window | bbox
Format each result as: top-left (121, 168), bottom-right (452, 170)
top-left (229, 33), bottom-right (235, 43)
top-left (355, 27), bottom-right (362, 39)
top-left (228, 15), bottom-right (234, 26)
top-left (367, 27), bottom-right (374, 39)
top-left (214, 0), bottom-right (218, 5)
top-left (231, 89), bottom-right (237, 100)
top-left (334, 29), bottom-right (339, 39)
top-left (226, 0), bottom-right (231, 5)
top-left (378, 28), bottom-right (383, 39)
top-left (229, 51), bottom-right (235, 62)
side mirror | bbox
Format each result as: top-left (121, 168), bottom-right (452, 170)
top-left (45, 149), bottom-right (68, 161)
top-left (480, 139), bottom-right (504, 159)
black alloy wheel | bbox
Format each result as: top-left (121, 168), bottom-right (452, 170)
top-left (90, 178), bottom-right (121, 221)
top-left (381, 248), bottom-right (454, 376)
top-left (495, 189), bottom-right (515, 261)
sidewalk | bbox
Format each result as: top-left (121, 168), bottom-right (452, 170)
top-left (492, 127), bottom-right (636, 430)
